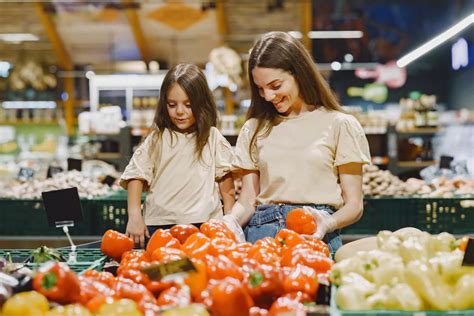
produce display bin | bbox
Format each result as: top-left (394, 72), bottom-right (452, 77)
top-left (343, 196), bottom-right (474, 235)
top-left (330, 286), bottom-right (474, 316)
top-left (88, 191), bottom-right (130, 235)
top-left (0, 198), bottom-right (94, 236)
top-left (0, 248), bottom-right (106, 274)
top-left (416, 197), bottom-right (474, 234)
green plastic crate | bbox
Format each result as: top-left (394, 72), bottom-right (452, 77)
top-left (343, 197), bottom-right (474, 235)
top-left (0, 198), bottom-right (94, 236)
top-left (343, 197), bottom-right (418, 234)
top-left (416, 197), bottom-right (474, 234)
top-left (330, 285), bottom-right (474, 316)
top-left (0, 248), bottom-right (106, 274)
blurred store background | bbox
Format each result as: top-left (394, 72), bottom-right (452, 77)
top-left (0, 0), bottom-right (473, 246)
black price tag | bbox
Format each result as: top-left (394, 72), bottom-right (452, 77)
top-left (102, 175), bottom-right (117, 186)
top-left (462, 237), bottom-right (474, 266)
top-left (47, 166), bottom-right (63, 178)
top-left (17, 167), bottom-right (35, 181)
top-left (141, 257), bottom-right (196, 281)
top-left (67, 158), bottom-right (82, 171)
top-left (41, 187), bottom-right (83, 227)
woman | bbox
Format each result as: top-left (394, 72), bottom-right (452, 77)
top-left (223, 31), bottom-right (371, 255)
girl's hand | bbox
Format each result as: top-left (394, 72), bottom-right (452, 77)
top-left (126, 214), bottom-right (150, 248)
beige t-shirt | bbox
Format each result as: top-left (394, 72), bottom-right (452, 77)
top-left (120, 127), bottom-right (234, 225)
top-left (233, 107), bottom-right (371, 209)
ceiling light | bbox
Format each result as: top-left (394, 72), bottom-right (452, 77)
top-left (397, 13), bottom-right (474, 68)
top-left (344, 54), bottom-right (354, 62)
top-left (308, 31), bottom-right (363, 39)
top-left (288, 31), bottom-right (303, 39)
top-left (0, 33), bottom-right (39, 42)
top-left (331, 61), bottom-right (342, 71)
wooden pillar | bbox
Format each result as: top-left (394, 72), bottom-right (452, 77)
top-left (35, 3), bottom-right (75, 135)
top-left (301, 0), bottom-right (313, 53)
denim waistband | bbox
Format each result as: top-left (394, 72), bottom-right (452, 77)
top-left (250, 203), bottom-right (335, 226)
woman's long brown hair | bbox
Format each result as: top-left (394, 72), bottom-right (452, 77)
top-left (247, 31), bottom-right (343, 156)
top-left (152, 63), bottom-right (217, 160)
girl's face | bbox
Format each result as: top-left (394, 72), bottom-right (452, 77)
top-left (166, 83), bottom-right (196, 133)
top-left (252, 67), bottom-right (307, 117)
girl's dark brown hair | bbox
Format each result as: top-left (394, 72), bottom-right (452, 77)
top-left (152, 63), bottom-right (217, 160)
top-left (247, 31), bottom-right (343, 154)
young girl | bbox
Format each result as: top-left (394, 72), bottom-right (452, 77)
top-left (226, 32), bottom-right (371, 255)
top-left (120, 64), bottom-right (235, 247)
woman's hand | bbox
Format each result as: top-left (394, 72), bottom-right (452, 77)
top-left (302, 206), bottom-right (337, 240)
top-left (126, 214), bottom-right (150, 248)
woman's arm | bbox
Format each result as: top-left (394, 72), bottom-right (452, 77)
top-left (218, 173), bottom-right (235, 214)
top-left (126, 179), bottom-right (149, 247)
top-left (228, 170), bottom-right (260, 226)
top-left (332, 162), bottom-right (364, 228)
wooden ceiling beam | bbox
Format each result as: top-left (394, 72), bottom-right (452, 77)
top-left (34, 3), bottom-right (73, 71)
top-left (123, 0), bottom-right (150, 65)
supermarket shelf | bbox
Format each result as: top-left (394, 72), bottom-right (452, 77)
top-left (0, 121), bottom-right (61, 126)
top-left (396, 127), bottom-right (440, 135)
top-left (96, 152), bottom-right (121, 159)
top-left (397, 160), bottom-right (437, 168)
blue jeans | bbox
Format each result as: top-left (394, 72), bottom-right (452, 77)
top-left (244, 204), bottom-right (342, 256)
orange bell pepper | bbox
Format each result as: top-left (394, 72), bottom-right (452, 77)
top-left (268, 296), bottom-right (305, 316)
top-left (170, 224), bottom-right (200, 244)
top-left (101, 229), bottom-right (134, 261)
top-left (226, 242), bottom-right (252, 266)
top-left (185, 259), bottom-right (208, 300)
top-left (285, 208), bottom-right (317, 235)
top-left (280, 245), bottom-right (333, 274)
top-left (205, 254), bottom-right (244, 281)
top-left (245, 262), bottom-right (283, 309)
top-left (200, 219), bottom-right (236, 241)
top-left (182, 232), bottom-right (211, 260)
top-left (32, 261), bottom-right (81, 304)
top-left (209, 237), bottom-right (237, 256)
top-left (151, 247), bottom-right (186, 263)
top-left (146, 229), bottom-right (181, 257)
top-left (209, 277), bottom-right (254, 316)
top-left (275, 229), bottom-right (304, 248)
top-left (280, 264), bottom-right (319, 298)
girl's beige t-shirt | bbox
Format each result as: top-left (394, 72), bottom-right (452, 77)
top-left (233, 107), bottom-right (371, 209)
top-left (120, 127), bottom-right (234, 225)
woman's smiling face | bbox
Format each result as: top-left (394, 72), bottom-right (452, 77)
top-left (251, 67), bottom-right (306, 117)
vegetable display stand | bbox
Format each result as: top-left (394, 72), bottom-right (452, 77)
top-left (0, 248), bottom-right (106, 274)
top-left (343, 196), bottom-right (474, 235)
top-left (342, 197), bottom-right (418, 234)
top-left (416, 197), bottom-right (474, 234)
top-left (330, 286), bottom-right (474, 316)
top-left (88, 192), bottom-right (129, 235)
top-left (0, 198), bottom-right (94, 236)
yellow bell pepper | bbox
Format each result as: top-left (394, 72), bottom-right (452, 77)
top-left (96, 298), bottom-right (142, 316)
top-left (2, 291), bottom-right (49, 316)
top-left (45, 304), bottom-right (91, 316)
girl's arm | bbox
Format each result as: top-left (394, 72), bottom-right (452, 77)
top-left (218, 173), bottom-right (235, 214)
top-left (228, 170), bottom-right (260, 226)
top-left (126, 179), bottom-right (149, 248)
top-left (332, 162), bottom-right (364, 228)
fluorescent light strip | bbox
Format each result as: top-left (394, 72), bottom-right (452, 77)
top-left (0, 33), bottom-right (39, 42)
top-left (2, 101), bottom-right (56, 109)
top-left (308, 31), bottom-right (363, 39)
top-left (397, 13), bottom-right (474, 68)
